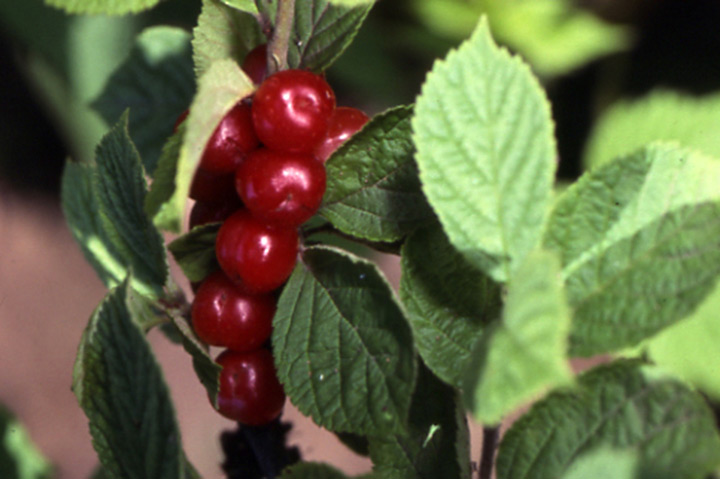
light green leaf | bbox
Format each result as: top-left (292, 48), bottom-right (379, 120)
top-left (584, 90), bottom-right (720, 170)
top-left (44, 0), bottom-right (162, 15)
top-left (496, 360), bottom-right (720, 479)
top-left (154, 59), bottom-right (254, 233)
top-left (413, 17), bottom-right (556, 283)
top-left (561, 448), bottom-right (639, 479)
top-left (0, 404), bottom-right (52, 479)
top-left (327, 0), bottom-right (375, 6)
top-left (92, 27), bottom-right (194, 174)
top-left (280, 462), bottom-right (348, 479)
top-left (168, 223), bottom-right (221, 283)
top-left (145, 124), bottom-right (184, 231)
top-left (288, 0), bottom-right (372, 72)
top-left (273, 246), bottom-right (416, 434)
top-left (219, 0), bottom-right (258, 14)
top-left (463, 249), bottom-right (572, 425)
top-left (193, 0), bottom-right (264, 78)
top-left (544, 143), bottom-right (720, 356)
top-left (399, 223), bottom-right (501, 387)
top-left (320, 106), bottom-right (434, 243)
top-left (72, 280), bottom-right (185, 479)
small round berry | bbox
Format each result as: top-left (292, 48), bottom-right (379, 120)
top-left (252, 69), bottom-right (336, 153)
top-left (191, 271), bottom-right (276, 352)
top-left (215, 349), bottom-right (285, 426)
top-left (189, 197), bottom-right (243, 229)
top-left (200, 102), bottom-right (259, 174)
top-left (242, 44), bottom-right (268, 85)
top-left (216, 209), bottom-right (299, 293)
top-left (314, 107), bottom-right (370, 163)
top-left (189, 168), bottom-right (238, 203)
top-left (236, 148), bottom-right (326, 227)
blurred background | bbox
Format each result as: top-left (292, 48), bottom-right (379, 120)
top-left (2, 0), bottom-right (720, 477)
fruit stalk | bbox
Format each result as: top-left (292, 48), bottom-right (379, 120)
top-left (267, 0), bottom-right (296, 74)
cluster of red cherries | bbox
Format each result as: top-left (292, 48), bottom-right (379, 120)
top-left (181, 45), bottom-right (369, 427)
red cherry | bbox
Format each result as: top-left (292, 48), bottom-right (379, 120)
top-left (173, 109), bottom-right (189, 133)
top-left (215, 349), bottom-right (285, 426)
top-left (242, 44), bottom-right (268, 85)
top-left (199, 102), bottom-right (259, 174)
top-left (252, 69), bottom-right (336, 154)
top-left (236, 148), bottom-right (326, 227)
top-left (189, 168), bottom-right (238, 203)
top-left (216, 209), bottom-right (298, 293)
top-left (191, 271), bottom-right (276, 352)
top-left (314, 107), bottom-right (370, 163)
top-left (189, 197), bottom-right (243, 229)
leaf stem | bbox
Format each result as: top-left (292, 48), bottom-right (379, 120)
top-left (479, 426), bottom-right (499, 479)
top-left (267, 0), bottom-right (296, 74)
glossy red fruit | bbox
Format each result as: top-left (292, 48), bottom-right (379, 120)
top-left (314, 107), bottom-right (370, 163)
top-left (191, 271), bottom-right (276, 352)
top-left (252, 69), bottom-right (336, 154)
top-left (242, 44), bottom-right (268, 85)
top-left (236, 148), bottom-right (326, 227)
top-left (200, 102), bottom-right (259, 174)
top-left (215, 349), bottom-right (285, 426)
top-left (216, 209), bottom-right (299, 293)
top-left (189, 168), bottom-right (238, 203)
top-left (189, 197), bottom-right (243, 229)
top-left (173, 109), bottom-right (189, 133)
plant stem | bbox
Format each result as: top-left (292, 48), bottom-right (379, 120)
top-left (479, 426), bottom-right (499, 479)
top-left (267, 0), bottom-right (296, 74)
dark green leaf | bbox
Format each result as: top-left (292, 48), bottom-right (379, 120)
top-left (288, 0), bottom-right (372, 72)
top-left (399, 223), bottom-right (500, 387)
top-left (168, 223), bottom-right (221, 283)
top-left (496, 360), bottom-right (720, 479)
top-left (273, 246), bottom-right (416, 434)
top-left (92, 26), bottom-right (195, 174)
top-left (72, 280), bottom-right (185, 479)
top-left (280, 462), bottom-right (349, 479)
top-left (368, 363), bottom-right (471, 479)
top-left (334, 432), bottom-right (369, 457)
top-left (320, 106), bottom-right (434, 243)
top-left (44, 0), bottom-right (161, 15)
top-left (0, 404), bottom-right (52, 479)
top-left (145, 124), bottom-right (184, 231)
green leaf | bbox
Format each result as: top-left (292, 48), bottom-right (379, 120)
top-left (643, 281), bottom-right (720, 400)
top-left (463, 249), bottom-right (573, 425)
top-left (496, 360), bottom-right (720, 479)
top-left (61, 113), bottom-right (168, 297)
top-left (399, 223), bottom-right (501, 387)
top-left (92, 26), bottom-right (195, 175)
top-left (561, 448), bottom-right (640, 479)
top-left (145, 124), bottom-right (184, 231)
top-left (288, 0), bottom-right (372, 73)
top-left (368, 364), bottom-right (471, 479)
top-left (320, 106), bottom-right (434, 243)
top-left (280, 462), bottom-right (349, 479)
top-left (412, 17), bottom-right (556, 283)
top-left (327, 0), bottom-right (375, 6)
top-left (168, 223), bottom-right (221, 283)
top-left (273, 246), bottom-right (416, 434)
top-left (155, 59), bottom-right (254, 233)
top-left (193, 0), bottom-right (264, 78)
top-left (72, 280), bottom-right (185, 479)
top-left (219, 0), bottom-right (259, 14)
top-left (584, 90), bottom-right (720, 170)
top-left (0, 404), bottom-right (52, 479)
top-left (44, 0), bottom-right (162, 15)
top-left (544, 143), bottom-right (720, 356)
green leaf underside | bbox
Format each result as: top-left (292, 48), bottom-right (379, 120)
top-left (288, 0), bottom-right (372, 73)
top-left (145, 124), bottom-right (184, 231)
top-left (584, 90), bottom-right (720, 170)
top-left (320, 105), bottom-right (434, 243)
top-left (496, 360), bottom-right (720, 479)
top-left (544, 143), bottom-right (720, 356)
top-left (0, 404), bottom-right (52, 479)
top-left (73, 281), bottom-right (184, 479)
top-left (412, 17), bottom-right (556, 283)
top-left (44, 0), bottom-right (161, 15)
top-left (61, 113), bottom-right (168, 297)
top-left (561, 448), bottom-right (639, 479)
top-left (157, 60), bottom-right (254, 233)
top-left (219, 0), bottom-right (259, 14)
top-left (168, 223), bottom-right (221, 283)
top-left (399, 223), bottom-right (501, 387)
top-left (368, 364), bottom-right (471, 479)
top-left (280, 462), bottom-right (348, 479)
top-left (464, 249), bottom-right (572, 424)
top-left (272, 246), bottom-right (416, 434)
top-left (193, 0), bottom-right (264, 79)
top-left (92, 27), bottom-right (195, 175)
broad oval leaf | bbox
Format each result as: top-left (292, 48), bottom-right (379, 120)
top-left (272, 246), bottom-right (416, 434)
top-left (399, 223), bottom-right (501, 387)
top-left (561, 448), bottom-right (639, 479)
top-left (320, 105), bottom-right (434, 243)
top-left (544, 143), bottom-right (720, 356)
top-left (144, 124), bottom-right (184, 231)
top-left (412, 17), bottom-right (556, 283)
top-left (0, 404), bottom-right (52, 479)
top-left (44, 0), bottom-right (161, 15)
top-left (92, 27), bottom-right (194, 174)
top-left (168, 223), bottom-right (221, 283)
top-left (496, 360), bottom-right (720, 479)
